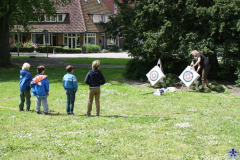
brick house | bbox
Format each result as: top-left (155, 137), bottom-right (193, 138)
top-left (13, 0), bottom-right (120, 49)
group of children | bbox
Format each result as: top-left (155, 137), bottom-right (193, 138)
top-left (19, 60), bottom-right (105, 116)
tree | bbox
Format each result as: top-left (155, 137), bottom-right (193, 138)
top-left (102, 0), bottom-right (240, 74)
top-left (0, 0), bottom-right (72, 67)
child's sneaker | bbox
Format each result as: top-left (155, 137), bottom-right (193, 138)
top-left (67, 112), bottom-right (71, 115)
top-left (37, 111), bottom-right (41, 114)
top-left (44, 112), bottom-right (51, 115)
top-left (86, 114), bottom-right (91, 117)
top-left (19, 109), bottom-right (24, 111)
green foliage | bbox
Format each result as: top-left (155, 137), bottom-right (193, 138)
top-left (102, 0), bottom-right (240, 80)
top-left (62, 48), bottom-right (81, 53)
top-left (37, 46), bottom-right (63, 53)
top-left (157, 74), bottom-right (177, 88)
top-left (61, 58), bottom-right (129, 66)
top-left (107, 45), bottom-right (120, 52)
top-left (234, 68), bottom-right (240, 87)
top-left (124, 59), bottom-right (154, 81)
top-left (10, 47), bottom-right (34, 52)
top-left (84, 44), bottom-right (101, 53)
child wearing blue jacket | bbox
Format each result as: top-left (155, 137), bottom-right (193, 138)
top-left (19, 63), bottom-right (33, 111)
top-left (63, 65), bottom-right (78, 115)
top-left (30, 66), bottom-right (50, 115)
top-left (84, 60), bottom-right (105, 117)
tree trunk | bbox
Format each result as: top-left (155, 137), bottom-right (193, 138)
top-left (0, 13), bottom-right (12, 67)
top-left (209, 51), bottom-right (219, 71)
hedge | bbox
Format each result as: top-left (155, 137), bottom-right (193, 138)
top-left (85, 44), bottom-right (101, 53)
top-left (36, 46), bottom-right (62, 53)
top-left (10, 47), bottom-right (34, 52)
top-left (62, 48), bottom-right (82, 53)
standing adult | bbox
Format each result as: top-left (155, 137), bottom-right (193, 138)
top-left (191, 50), bottom-right (211, 92)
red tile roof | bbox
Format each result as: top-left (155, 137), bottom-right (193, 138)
top-left (14, 0), bottom-right (112, 33)
top-left (15, 0), bottom-right (86, 33)
top-left (80, 0), bottom-right (111, 32)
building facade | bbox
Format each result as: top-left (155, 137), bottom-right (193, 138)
top-left (13, 0), bottom-right (120, 49)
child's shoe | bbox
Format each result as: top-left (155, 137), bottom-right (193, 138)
top-left (44, 112), bottom-right (51, 115)
top-left (19, 109), bottom-right (24, 111)
top-left (37, 111), bottom-right (41, 114)
top-left (86, 114), bottom-right (91, 117)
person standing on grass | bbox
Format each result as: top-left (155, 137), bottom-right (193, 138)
top-left (30, 66), bottom-right (50, 115)
top-left (19, 63), bottom-right (33, 111)
top-left (63, 65), bottom-right (78, 115)
top-left (191, 50), bottom-right (211, 92)
top-left (84, 60), bottom-right (106, 117)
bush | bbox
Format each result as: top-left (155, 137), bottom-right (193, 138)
top-left (157, 73), bottom-right (177, 88)
top-left (62, 48), bottom-right (81, 53)
top-left (234, 68), bottom-right (240, 86)
top-left (84, 44), bottom-right (101, 53)
top-left (108, 45), bottom-right (120, 52)
top-left (37, 46), bottom-right (62, 53)
top-left (124, 59), bottom-right (155, 81)
top-left (10, 47), bottom-right (34, 52)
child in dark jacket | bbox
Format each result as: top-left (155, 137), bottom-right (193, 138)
top-left (19, 63), bottom-right (33, 111)
top-left (63, 65), bottom-right (78, 115)
top-left (30, 66), bottom-right (50, 115)
top-left (84, 60), bottom-right (105, 117)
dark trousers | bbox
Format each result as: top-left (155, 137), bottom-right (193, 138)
top-left (19, 90), bottom-right (31, 111)
top-left (66, 90), bottom-right (75, 113)
top-left (202, 66), bottom-right (211, 84)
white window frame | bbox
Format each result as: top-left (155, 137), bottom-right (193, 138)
top-left (84, 33), bottom-right (96, 45)
top-left (107, 38), bottom-right (116, 45)
top-left (63, 34), bottom-right (80, 49)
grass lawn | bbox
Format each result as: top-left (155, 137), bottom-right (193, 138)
top-left (61, 58), bottom-right (130, 65)
top-left (0, 65), bottom-right (240, 159)
top-left (11, 56), bottom-right (46, 60)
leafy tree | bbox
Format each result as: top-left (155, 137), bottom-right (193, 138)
top-left (102, 0), bottom-right (240, 76)
top-left (0, 0), bottom-right (72, 67)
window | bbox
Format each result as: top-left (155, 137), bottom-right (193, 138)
top-left (85, 34), bottom-right (96, 45)
top-left (50, 16), bottom-right (56, 21)
top-left (92, 15), bottom-right (109, 23)
top-left (45, 16), bottom-right (50, 21)
top-left (114, 3), bottom-right (117, 14)
top-left (32, 34), bottom-right (44, 44)
top-left (39, 15), bottom-right (44, 22)
top-left (97, 0), bottom-right (100, 3)
top-left (58, 15), bottom-right (63, 21)
top-left (107, 38), bottom-right (116, 45)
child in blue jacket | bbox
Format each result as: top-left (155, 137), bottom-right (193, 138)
top-left (63, 65), bottom-right (78, 115)
top-left (30, 66), bottom-right (50, 115)
top-left (19, 63), bottom-right (33, 111)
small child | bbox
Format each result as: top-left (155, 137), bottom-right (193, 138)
top-left (30, 66), bottom-right (50, 115)
top-left (63, 65), bottom-right (78, 115)
top-left (84, 60), bottom-right (105, 117)
top-left (19, 63), bottom-right (33, 111)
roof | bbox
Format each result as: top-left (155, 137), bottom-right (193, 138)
top-left (15, 0), bottom-right (86, 33)
top-left (13, 0), bottom-right (111, 33)
top-left (80, 0), bottom-right (111, 32)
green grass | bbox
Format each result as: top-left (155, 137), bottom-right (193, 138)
top-left (11, 56), bottom-right (46, 60)
top-left (61, 58), bottom-right (130, 65)
top-left (0, 65), bottom-right (240, 159)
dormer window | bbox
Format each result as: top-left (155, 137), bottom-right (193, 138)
top-left (89, 14), bottom-right (110, 23)
top-left (30, 13), bottom-right (66, 23)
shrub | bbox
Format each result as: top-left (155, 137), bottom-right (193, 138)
top-left (84, 44), bottom-right (101, 53)
top-left (108, 45), bottom-right (120, 52)
top-left (234, 68), bottom-right (240, 86)
top-left (62, 48), bottom-right (81, 53)
top-left (37, 46), bottom-right (62, 53)
top-left (124, 59), bottom-right (155, 81)
top-left (157, 73), bottom-right (177, 88)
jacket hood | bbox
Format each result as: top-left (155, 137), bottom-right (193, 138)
top-left (33, 75), bottom-right (48, 83)
top-left (20, 69), bottom-right (28, 76)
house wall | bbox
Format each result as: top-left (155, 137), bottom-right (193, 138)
top-left (27, 33), bottom-right (31, 41)
top-left (57, 33), bottom-right (63, 46)
top-left (80, 33), bottom-right (84, 47)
